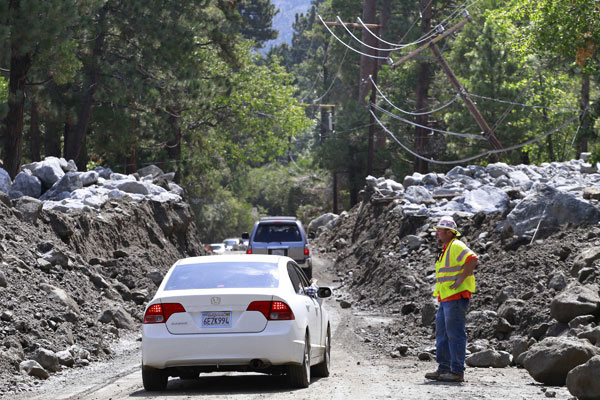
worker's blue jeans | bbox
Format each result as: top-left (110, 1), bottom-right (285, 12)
top-left (435, 297), bottom-right (469, 375)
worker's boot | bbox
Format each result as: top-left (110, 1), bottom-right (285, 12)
top-left (438, 372), bottom-right (464, 382)
top-left (424, 370), bottom-right (447, 380)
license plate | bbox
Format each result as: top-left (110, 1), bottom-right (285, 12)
top-left (271, 249), bottom-right (286, 256)
top-left (201, 311), bottom-right (232, 328)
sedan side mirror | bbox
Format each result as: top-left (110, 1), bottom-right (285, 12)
top-left (317, 287), bottom-right (332, 299)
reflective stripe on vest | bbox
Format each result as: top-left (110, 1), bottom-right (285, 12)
top-left (436, 273), bottom-right (474, 283)
top-left (438, 266), bottom-right (463, 273)
top-left (456, 249), bottom-right (469, 262)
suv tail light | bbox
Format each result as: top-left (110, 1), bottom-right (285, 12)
top-left (246, 246), bottom-right (252, 254)
top-left (143, 303), bottom-right (185, 324)
top-left (304, 245), bottom-right (310, 256)
top-left (247, 300), bottom-right (295, 320)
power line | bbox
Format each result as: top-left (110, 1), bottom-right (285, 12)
top-left (357, 0), bottom-right (469, 49)
top-left (338, 16), bottom-right (420, 52)
top-left (469, 92), bottom-right (579, 112)
top-left (372, 103), bottom-right (486, 140)
top-left (371, 108), bottom-right (582, 165)
top-left (370, 75), bottom-right (460, 116)
top-left (318, 15), bottom-right (392, 61)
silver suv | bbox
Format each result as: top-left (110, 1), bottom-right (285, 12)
top-left (243, 217), bottom-right (312, 278)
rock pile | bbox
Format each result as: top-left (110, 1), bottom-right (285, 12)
top-left (0, 158), bottom-right (205, 396)
top-left (312, 158), bottom-right (600, 399)
top-left (1, 157), bottom-right (184, 215)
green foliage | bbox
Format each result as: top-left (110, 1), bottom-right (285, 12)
top-left (500, 0), bottom-right (600, 72)
top-left (183, 41), bottom-right (311, 170)
top-left (238, 0), bottom-right (278, 47)
top-left (242, 163), bottom-right (295, 216)
top-left (186, 169), bottom-right (256, 243)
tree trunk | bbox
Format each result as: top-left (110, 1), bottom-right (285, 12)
top-left (577, 73), bottom-right (590, 157)
top-left (126, 141), bottom-right (137, 174)
top-left (29, 97), bottom-right (41, 161)
top-left (167, 107), bottom-right (182, 182)
top-left (413, 0), bottom-right (432, 174)
top-left (64, 6), bottom-right (107, 166)
top-left (3, 47), bottom-right (32, 179)
top-left (44, 117), bottom-right (62, 157)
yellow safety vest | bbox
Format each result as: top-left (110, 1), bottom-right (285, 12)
top-left (433, 238), bottom-right (477, 300)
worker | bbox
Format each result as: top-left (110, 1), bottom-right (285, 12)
top-left (425, 216), bottom-right (478, 383)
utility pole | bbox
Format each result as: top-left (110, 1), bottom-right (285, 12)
top-left (429, 44), bottom-right (503, 151)
top-left (322, 17), bottom-right (382, 177)
top-left (414, 0), bottom-right (433, 174)
top-left (391, 12), bottom-right (503, 154)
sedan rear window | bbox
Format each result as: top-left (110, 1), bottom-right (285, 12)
top-left (254, 224), bottom-right (302, 243)
top-left (164, 262), bottom-right (279, 290)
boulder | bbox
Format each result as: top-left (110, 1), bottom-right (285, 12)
top-left (566, 355), bottom-right (600, 400)
top-left (523, 337), bottom-right (600, 385)
top-left (27, 157), bottom-right (65, 187)
top-left (404, 185), bottom-right (435, 204)
top-left (550, 284), bottom-right (600, 323)
top-left (56, 350), bottom-right (75, 367)
top-left (137, 165), bottom-right (164, 179)
top-left (463, 185), bottom-right (510, 214)
top-left (115, 180), bottom-right (149, 195)
top-left (39, 283), bottom-right (80, 314)
top-left (98, 307), bottom-right (136, 330)
top-left (41, 249), bottom-right (70, 268)
top-left (578, 326), bottom-right (600, 346)
top-left (19, 360), bottom-right (49, 379)
top-left (41, 172), bottom-right (83, 200)
top-left (447, 166), bottom-right (472, 178)
top-left (93, 166), bottom-right (113, 179)
top-left (466, 349), bottom-right (511, 368)
top-left (486, 162), bottom-right (511, 178)
top-left (506, 184), bottom-right (600, 238)
top-left (511, 336), bottom-right (529, 365)
top-left (308, 213), bottom-right (338, 233)
top-left (497, 299), bottom-right (526, 326)
top-left (34, 348), bottom-right (61, 372)
top-left (11, 170), bottom-right (42, 199)
top-left (571, 246), bottom-right (600, 277)
top-left (0, 168), bottom-right (11, 194)
top-left (80, 171), bottom-right (99, 186)
top-left (547, 272), bottom-right (567, 291)
top-left (12, 196), bottom-right (43, 224)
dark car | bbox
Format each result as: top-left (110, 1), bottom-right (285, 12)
top-left (243, 217), bottom-right (313, 278)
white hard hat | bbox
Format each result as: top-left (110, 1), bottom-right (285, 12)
top-left (434, 216), bottom-right (461, 237)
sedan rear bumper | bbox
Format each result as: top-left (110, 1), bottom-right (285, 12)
top-left (142, 321), bottom-right (306, 369)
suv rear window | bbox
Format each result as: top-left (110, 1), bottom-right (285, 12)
top-left (164, 262), bottom-right (279, 290)
top-left (254, 223), bottom-right (302, 243)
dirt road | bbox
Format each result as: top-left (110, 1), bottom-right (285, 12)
top-left (9, 255), bottom-right (572, 400)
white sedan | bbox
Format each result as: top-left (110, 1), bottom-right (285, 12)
top-left (141, 254), bottom-right (332, 391)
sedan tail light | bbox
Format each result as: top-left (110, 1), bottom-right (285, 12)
top-left (247, 300), bottom-right (295, 320)
top-left (143, 303), bottom-right (185, 324)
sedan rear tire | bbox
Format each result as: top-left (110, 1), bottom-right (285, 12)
top-left (288, 334), bottom-right (310, 388)
top-left (142, 366), bottom-right (168, 391)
